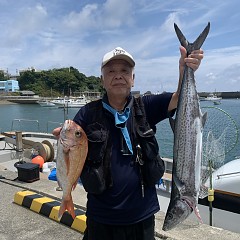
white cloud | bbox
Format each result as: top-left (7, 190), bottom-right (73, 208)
top-left (0, 1), bottom-right (240, 93)
top-left (63, 4), bottom-right (98, 30)
top-left (102, 0), bottom-right (134, 27)
top-left (3, 4), bottom-right (47, 46)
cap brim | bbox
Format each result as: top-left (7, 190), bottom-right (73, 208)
top-left (102, 55), bottom-right (135, 68)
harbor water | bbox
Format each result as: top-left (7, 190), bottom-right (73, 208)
top-left (1, 99), bottom-right (240, 164)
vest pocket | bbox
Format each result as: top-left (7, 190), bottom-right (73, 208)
top-left (136, 125), bottom-right (159, 158)
top-left (81, 164), bottom-right (106, 194)
top-left (136, 125), bottom-right (165, 186)
top-left (81, 122), bottom-right (108, 194)
top-left (86, 122), bottom-right (108, 163)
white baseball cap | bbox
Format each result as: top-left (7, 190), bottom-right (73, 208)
top-left (101, 47), bottom-right (135, 68)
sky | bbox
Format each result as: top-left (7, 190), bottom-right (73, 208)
top-left (0, 0), bottom-right (240, 94)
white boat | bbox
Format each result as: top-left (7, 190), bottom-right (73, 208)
top-left (205, 93), bottom-right (222, 101)
top-left (37, 100), bottom-right (55, 107)
top-left (204, 158), bottom-right (240, 194)
top-left (50, 96), bottom-right (90, 108)
top-left (199, 96), bottom-right (207, 101)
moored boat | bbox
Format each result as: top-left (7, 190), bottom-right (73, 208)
top-left (50, 96), bottom-right (90, 108)
top-left (205, 93), bottom-right (222, 101)
top-left (37, 100), bottom-right (55, 107)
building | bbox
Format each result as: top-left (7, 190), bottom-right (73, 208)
top-left (0, 81), bottom-right (5, 92)
top-left (18, 67), bottom-right (40, 74)
top-left (0, 80), bottom-right (19, 93)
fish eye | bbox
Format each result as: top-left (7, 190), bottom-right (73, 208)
top-left (75, 130), bottom-right (82, 138)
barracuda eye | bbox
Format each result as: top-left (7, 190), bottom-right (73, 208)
top-left (75, 130), bottom-right (82, 138)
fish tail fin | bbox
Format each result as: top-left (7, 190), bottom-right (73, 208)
top-left (193, 22), bottom-right (210, 50)
top-left (174, 23), bottom-right (189, 49)
top-left (174, 22), bottom-right (210, 54)
top-left (58, 195), bottom-right (75, 220)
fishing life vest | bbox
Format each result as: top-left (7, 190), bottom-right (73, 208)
top-left (80, 96), bottom-right (165, 194)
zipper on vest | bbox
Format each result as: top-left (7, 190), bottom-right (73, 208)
top-left (136, 144), bottom-right (144, 198)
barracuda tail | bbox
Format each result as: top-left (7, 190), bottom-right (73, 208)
top-left (162, 198), bottom-right (193, 231)
top-left (174, 22), bottom-right (210, 55)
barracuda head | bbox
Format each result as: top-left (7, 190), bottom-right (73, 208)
top-left (162, 198), bottom-right (193, 231)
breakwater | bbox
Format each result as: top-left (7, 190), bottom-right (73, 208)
top-left (199, 91), bottom-right (240, 99)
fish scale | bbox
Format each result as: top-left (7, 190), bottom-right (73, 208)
top-left (175, 68), bottom-right (200, 192)
top-left (162, 22), bottom-right (210, 231)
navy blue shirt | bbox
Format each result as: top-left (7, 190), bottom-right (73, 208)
top-left (73, 92), bottom-right (173, 225)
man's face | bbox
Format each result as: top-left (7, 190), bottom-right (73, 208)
top-left (101, 59), bottom-right (135, 97)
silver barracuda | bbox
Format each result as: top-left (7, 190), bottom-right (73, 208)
top-left (162, 23), bottom-right (210, 231)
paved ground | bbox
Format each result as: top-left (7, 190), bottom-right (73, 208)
top-left (0, 164), bottom-right (240, 240)
top-left (0, 180), bottom-right (83, 240)
top-left (1, 108), bottom-right (240, 239)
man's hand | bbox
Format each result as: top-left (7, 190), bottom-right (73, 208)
top-left (168, 46), bottom-right (204, 112)
top-left (179, 46), bottom-right (204, 76)
top-left (52, 127), bottom-right (61, 139)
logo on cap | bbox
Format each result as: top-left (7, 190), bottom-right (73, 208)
top-left (113, 48), bottom-right (126, 56)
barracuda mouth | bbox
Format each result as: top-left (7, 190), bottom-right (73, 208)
top-left (162, 198), bottom-right (193, 231)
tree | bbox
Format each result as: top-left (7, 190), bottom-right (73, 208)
top-left (0, 71), bottom-right (4, 80)
top-left (17, 67), bottom-right (103, 97)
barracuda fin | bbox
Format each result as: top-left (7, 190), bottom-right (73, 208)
top-left (173, 174), bottom-right (185, 193)
top-left (174, 22), bottom-right (210, 55)
top-left (202, 112), bottom-right (208, 127)
top-left (169, 117), bottom-right (175, 133)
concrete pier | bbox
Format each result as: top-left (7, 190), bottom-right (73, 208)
top-left (0, 167), bottom-right (239, 240)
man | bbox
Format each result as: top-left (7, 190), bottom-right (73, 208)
top-left (54, 46), bottom-right (203, 240)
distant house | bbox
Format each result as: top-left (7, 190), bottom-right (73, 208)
top-left (0, 79), bottom-right (19, 92)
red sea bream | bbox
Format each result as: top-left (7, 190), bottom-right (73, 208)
top-left (56, 119), bottom-right (88, 219)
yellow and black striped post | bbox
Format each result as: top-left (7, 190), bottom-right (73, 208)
top-left (14, 190), bottom-right (86, 233)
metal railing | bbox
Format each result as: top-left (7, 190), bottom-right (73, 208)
top-left (11, 119), bottom-right (40, 132)
top-left (10, 119), bottom-right (63, 133)
top-left (46, 121), bottom-right (62, 133)
top-left (217, 171), bottom-right (240, 179)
